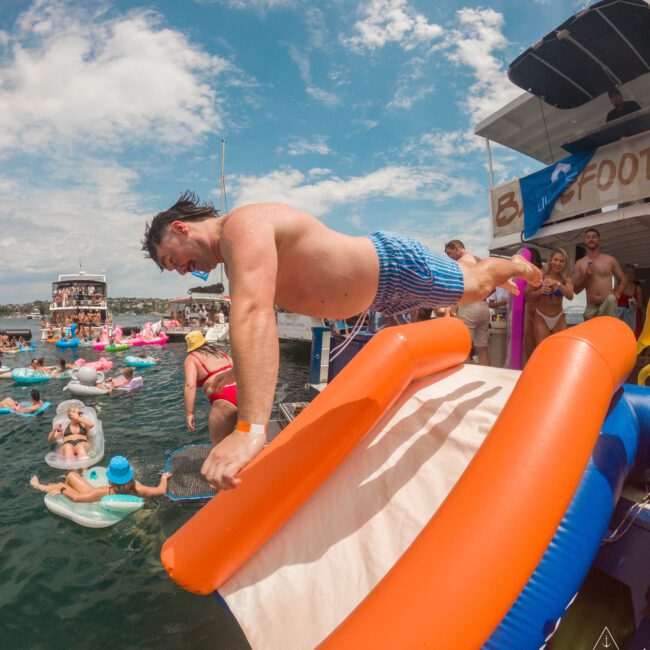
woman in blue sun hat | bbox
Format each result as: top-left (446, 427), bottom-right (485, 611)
top-left (30, 456), bottom-right (170, 501)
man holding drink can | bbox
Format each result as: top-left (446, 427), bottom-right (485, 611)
top-left (573, 228), bottom-right (626, 320)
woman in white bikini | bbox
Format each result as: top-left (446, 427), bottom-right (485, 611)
top-left (528, 248), bottom-right (573, 347)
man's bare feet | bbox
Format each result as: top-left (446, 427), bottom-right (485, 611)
top-left (511, 254), bottom-right (542, 285)
top-left (201, 429), bottom-right (266, 490)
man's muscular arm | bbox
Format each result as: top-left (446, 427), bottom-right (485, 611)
top-left (572, 260), bottom-right (587, 294)
top-left (200, 209), bottom-right (279, 489)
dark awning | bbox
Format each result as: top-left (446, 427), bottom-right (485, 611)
top-left (508, 0), bottom-right (650, 109)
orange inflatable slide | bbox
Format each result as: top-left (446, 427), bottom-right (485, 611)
top-left (161, 317), bottom-right (636, 648)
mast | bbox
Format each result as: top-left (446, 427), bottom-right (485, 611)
top-left (219, 139), bottom-right (226, 286)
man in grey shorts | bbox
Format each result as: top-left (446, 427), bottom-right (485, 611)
top-left (445, 240), bottom-right (491, 365)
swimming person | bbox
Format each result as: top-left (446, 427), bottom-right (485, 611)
top-left (183, 331), bottom-right (237, 445)
top-left (1, 389), bottom-right (44, 414)
top-left (142, 193), bottom-right (541, 489)
top-left (30, 456), bottom-right (170, 502)
top-left (48, 404), bottom-right (94, 460)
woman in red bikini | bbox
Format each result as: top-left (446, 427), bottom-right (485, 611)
top-left (183, 331), bottom-right (237, 445)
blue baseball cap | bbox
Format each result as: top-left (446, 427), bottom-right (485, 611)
top-left (106, 456), bottom-right (134, 485)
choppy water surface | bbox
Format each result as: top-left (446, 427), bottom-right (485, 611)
top-left (0, 317), bottom-right (310, 649)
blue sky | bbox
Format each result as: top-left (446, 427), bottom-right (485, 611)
top-left (0, 0), bottom-right (587, 302)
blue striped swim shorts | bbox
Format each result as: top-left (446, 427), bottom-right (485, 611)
top-left (367, 231), bottom-right (464, 316)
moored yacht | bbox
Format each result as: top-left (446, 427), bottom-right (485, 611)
top-left (43, 271), bottom-right (109, 339)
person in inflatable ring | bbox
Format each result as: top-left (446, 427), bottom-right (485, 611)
top-left (30, 456), bottom-right (170, 502)
top-left (102, 366), bottom-right (137, 393)
top-left (0, 389), bottom-right (44, 414)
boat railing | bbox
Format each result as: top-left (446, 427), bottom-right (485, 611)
top-left (490, 127), bottom-right (650, 245)
top-left (50, 299), bottom-right (107, 310)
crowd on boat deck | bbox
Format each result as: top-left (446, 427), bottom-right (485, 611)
top-left (357, 228), bottom-right (643, 369)
top-left (168, 303), bottom-right (229, 328)
top-left (52, 285), bottom-right (105, 309)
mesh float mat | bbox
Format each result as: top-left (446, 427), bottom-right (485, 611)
top-left (165, 420), bottom-right (283, 501)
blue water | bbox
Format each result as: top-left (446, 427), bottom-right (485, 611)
top-left (0, 317), bottom-right (310, 648)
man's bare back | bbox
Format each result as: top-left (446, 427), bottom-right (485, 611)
top-left (222, 204), bottom-right (379, 319)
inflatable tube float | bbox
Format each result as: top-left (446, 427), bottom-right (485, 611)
top-left (11, 368), bottom-right (50, 384)
top-left (43, 466), bottom-right (144, 528)
top-left (0, 365), bottom-right (11, 377)
top-left (45, 400), bottom-right (104, 470)
top-left (64, 367), bottom-right (109, 397)
top-left (18, 344), bottom-right (36, 353)
top-left (56, 338), bottom-right (79, 349)
top-left (78, 340), bottom-right (94, 348)
top-left (0, 401), bottom-right (51, 417)
top-left (105, 344), bottom-right (129, 352)
top-left (124, 356), bottom-right (157, 368)
top-left (161, 317), bottom-right (640, 649)
top-left (73, 358), bottom-right (114, 372)
top-left (115, 376), bottom-right (144, 392)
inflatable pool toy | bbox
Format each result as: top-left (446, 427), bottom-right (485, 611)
top-left (0, 401), bottom-right (51, 417)
top-left (56, 337), bottom-right (79, 349)
top-left (78, 339), bottom-right (94, 348)
top-left (161, 317), bottom-right (648, 649)
top-left (55, 370), bottom-right (72, 380)
top-left (73, 357), bottom-right (114, 372)
top-left (43, 466), bottom-right (144, 528)
top-left (112, 326), bottom-right (123, 342)
top-left (0, 365), bottom-right (11, 377)
top-left (115, 376), bottom-right (144, 392)
top-left (64, 367), bottom-right (109, 397)
top-left (46, 337), bottom-right (59, 344)
top-left (11, 368), bottom-right (50, 384)
top-left (18, 344), bottom-right (36, 353)
top-left (124, 356), bottom-right (157, 368)
top-left (105, 344), bottom-right (129, 352)
top-left (45, 399), bottom-right (104, 469)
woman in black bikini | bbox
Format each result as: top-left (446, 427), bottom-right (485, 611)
top-left (183, 331), bottom-right (237, 445)
top-left (48, 405), bottom-right (94, 460)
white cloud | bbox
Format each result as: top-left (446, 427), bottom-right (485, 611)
top-left (442, 8), bottom-right (521, 123)
top-left (387, 56), bottom-right (434, 110)
top-left (216, 0), bottom-right (297, 9)
top-left (282, 136), bottom-right (331, 157)
top-left (0, 0), bottom-right (235, 154)
top-left (344, 0), bottom-right (443, 52)
top-left (288, 45), bottom-right (340, 107)
top-left (0, 156), bottom-right (196, 301)
top-left (403, 129), bottom-right (484, 163)
top-left (228, 165), bottom-right (480, 217)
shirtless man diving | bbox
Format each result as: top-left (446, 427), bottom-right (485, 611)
top-left (573, 228), bottom-right (626, 320)
top-left (142, 192), bottom-right (541, 490)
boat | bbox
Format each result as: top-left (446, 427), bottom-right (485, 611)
top-left (276, 310), bottom-right (327, 343)
top-left (26, 309), bottom-right (41, 320)
top-left (159, 286), bottom-right (230, 343)
top-left (43, 271), bottom-right (110, 340)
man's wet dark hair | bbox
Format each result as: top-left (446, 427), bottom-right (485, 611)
top-left (585, 227), bottom-right (600, 238)
top-left (31, 389), bottom-right (40, 401)
top-left (142, 191), bottom-right (220, 268)
top-left (444, 239), bottom-right (465, 250)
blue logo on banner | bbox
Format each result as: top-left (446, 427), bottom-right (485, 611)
top-left (191, 270), bottom-right (209, 281)
top-left (519, 148), bottom-right (596, 239)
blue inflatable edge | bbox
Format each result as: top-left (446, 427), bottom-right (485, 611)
top-left (484, 384), bottom-right (648, 649)
top-left (164, 443), bottom-right (215, 501)
top-left (0, 401), bottom-right (51, 417)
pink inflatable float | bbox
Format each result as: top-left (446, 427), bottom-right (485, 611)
top-left (73, 357), bottom-right (114, 371)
